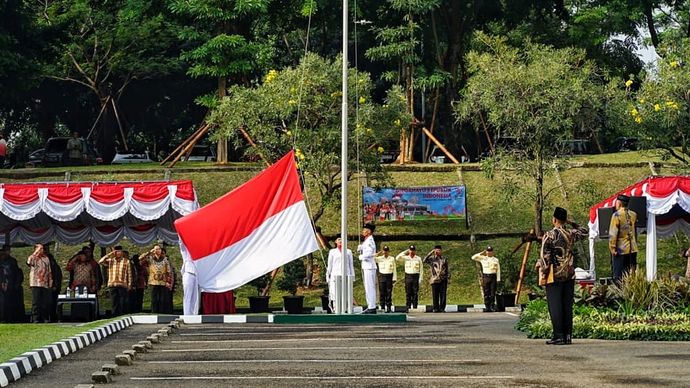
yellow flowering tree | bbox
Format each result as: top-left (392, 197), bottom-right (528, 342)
top-left (209, 53), bottom-right (408, 223)
top-left (623, 39), bottom-right (690, 164)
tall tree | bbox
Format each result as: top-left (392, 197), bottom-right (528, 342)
top-left (168, 0), bottom-right (273, 163)
top-left (455, 34), bottom-right (605, 235)
top-left (39, 0), bottom-right (181, 161)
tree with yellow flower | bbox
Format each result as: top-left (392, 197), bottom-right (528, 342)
top-left (209, 53), bottom-right (409, 224)
top-left (621, 39), bottom-right (690, 164)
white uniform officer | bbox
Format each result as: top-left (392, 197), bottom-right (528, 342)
top-left (357, 223), bottom-right (377, 314)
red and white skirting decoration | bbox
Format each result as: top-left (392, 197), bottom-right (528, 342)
top-left (588, 176), bottom-right (690, 281)
top-left (0, 180), bottom-right (199, 246)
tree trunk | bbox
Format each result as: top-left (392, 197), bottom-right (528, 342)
top-left (217, 76), bottom-right (228, 163)
top-left (644, 4), bottom-right (660, 51)
top-left (535, 154), bottom-right (544, 236)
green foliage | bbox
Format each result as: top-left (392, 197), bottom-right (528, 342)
top-left (619, 39), bottom-right (690, 166)
top-left (455, 33), bottom-right (608, 233)
top-left (209, 53), bottom-right (408, 222)
top-left (249, 273), bottom-right (271, 295)
top-left (168, 0), bottom-right (273, 100)
top-left (276, 258), bottom-right (306, 295)
top-left (517, 298), bottom-right (690, 341)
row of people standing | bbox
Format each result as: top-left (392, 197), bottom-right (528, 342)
top-left (98, 244), bottom-right (175, 316)
top-left (0, 242), bottom-right (176, 323)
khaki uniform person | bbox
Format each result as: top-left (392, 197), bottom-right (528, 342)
top-left (472, 246), bottom-right (501, 312)
top-left (609, 194), bottom-right (638, 282)
top-left (395, 245), bottom-right (423, 311)
top-left (375, 246), bottom-right (397, 313)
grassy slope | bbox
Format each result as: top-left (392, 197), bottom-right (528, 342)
top-left (3, 152), bottom-right (688, 309)
top-left (0, 318), bottom-right (116, 363)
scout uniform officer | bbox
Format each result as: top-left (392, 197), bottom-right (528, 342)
top-left (395, 245), bottom-right (423, 311)
top-left (471, 246), bottom-right (501, 312)
top-left (375, 246), bottom-right (397, 313)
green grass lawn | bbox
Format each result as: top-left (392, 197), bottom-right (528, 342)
top-left (0, 318), bottom-right (117, 363)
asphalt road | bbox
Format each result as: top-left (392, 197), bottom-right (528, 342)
top-left (10, 313), bottom-right (690, 387)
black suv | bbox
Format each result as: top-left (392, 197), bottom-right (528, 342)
top-left (42, 137), bottom-right (102, 167)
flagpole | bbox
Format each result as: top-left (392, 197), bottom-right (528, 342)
top-left (339, 0), bottom-right (349, 315)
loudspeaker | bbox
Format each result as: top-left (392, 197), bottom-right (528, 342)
top-left (597, 207), bottom-right (614, 239)
top-left (628, 196), bottom-right (647, 228)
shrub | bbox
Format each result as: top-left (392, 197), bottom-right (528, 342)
top-left (276, 258), bottom-right (306, 295)
top-left (249, 273), bottom-right (271, 296)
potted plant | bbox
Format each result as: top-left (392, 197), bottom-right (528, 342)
top-left (277, 258), bottom-right (306, 314)
top-left (248, 273), bottom-right (271, 313)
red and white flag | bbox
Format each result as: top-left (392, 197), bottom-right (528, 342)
top-left (175, 150), bottom-right (319, 314)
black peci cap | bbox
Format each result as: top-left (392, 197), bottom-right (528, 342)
top-left (363, 223), bottom-right (376, 233)
top-left (553, 207), bottom-right (568, 222)
top-left (409, 245), bottom-right (416, 250)
top-left (486, 246), bottom-right (493, 251)
top-left (617, 194), bottom-right (630, 204)
top-left (434, 244), bottom-right (442, 249)
top-left (383, 245), bottom-right (390, 251)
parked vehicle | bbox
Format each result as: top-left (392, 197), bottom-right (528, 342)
top-left (111, 150), bottom-right (155, 164)
top-left (608, 137), bottom-right (638, 152)
top-left (42, 137), bottom-right (102, 167)
top-left (25, 148), bottom-right (45, 168)
top-left (185, 145), bottom-right (217, 162)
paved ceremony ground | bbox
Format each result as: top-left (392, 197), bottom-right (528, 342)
top-left (10, 312), bottom-right (690, 387)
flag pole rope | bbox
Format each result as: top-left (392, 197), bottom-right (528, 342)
top-left (291, 0), bottom-right (327, 269)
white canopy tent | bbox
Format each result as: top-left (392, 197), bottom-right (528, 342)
top-left (588, 176), bottom-right (690, 281)
top-left (0, 181), bottom-right (199, 246)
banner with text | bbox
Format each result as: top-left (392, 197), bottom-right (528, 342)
top-left (362, 186), bottom-right (466, 222)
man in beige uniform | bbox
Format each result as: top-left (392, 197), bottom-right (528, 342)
top-left (472, 246), bottom-right (501, 312)
top-left (375, 246), bottom-right (397, 313)
top-left (396, 245), bottom-right (423, 312)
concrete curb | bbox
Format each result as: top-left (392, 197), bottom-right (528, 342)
top-left (0, 317), bottom-right (134, 387)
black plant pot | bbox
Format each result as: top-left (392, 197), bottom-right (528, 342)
top-left (320, 294), bottom-right (332, 313)
top-left (248, 295), bottom-right (270, 313)
top-left (283, 295), bottom-right (305, 314)
top-left (495, 292), bottom-right (516, 312)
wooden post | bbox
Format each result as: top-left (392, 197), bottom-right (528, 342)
top-left (168, 126), bottom-right (209, 168)
top-left (421, 127), bottom-right (460, 164)
top-left (110, 98), bottom-right (128, 151)
top-left (160, 124), bottom-right (208, 165)
top-left (514, 229), bottom-right (535, 305)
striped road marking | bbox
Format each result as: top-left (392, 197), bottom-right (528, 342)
top-left (161, 345), bottom-right (458, 352)
top-left (172, 336), bottom-right (452, 343)
top-left (131, 375), bottom-right (513, 381)
top-left (148, 359), bottom-right (482, 364)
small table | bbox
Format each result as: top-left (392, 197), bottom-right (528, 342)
top-left (57, 296), bottom-right (99, 322)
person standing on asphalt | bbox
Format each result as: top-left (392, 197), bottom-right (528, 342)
top-left (472, 246), bottom-right (501, 312)
top-left (326, 237), bottom-right (355, 310)
top-left (27, 243), bottom-right (53, 322)
top-left (141, 245), bottom-right (175, 314)
top-left (395, 245), bottom-right (423, 312)
top-left (608, 194), bottom-right (638, 282)
top-left (0, 245), bottom-right (24, 322)
top-left (424, 245), bottom-right (449, 313)
top-left (357, 223), bottom-right (378, 314)
top-left (99, 245), bottom-right (132, 316)
top-left (538, 207), bottom-right (588, 345)
top-left (375, 246), bottom-right (397, 313)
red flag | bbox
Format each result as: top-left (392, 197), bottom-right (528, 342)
top-left (175, 151), bottom-right (318, 314)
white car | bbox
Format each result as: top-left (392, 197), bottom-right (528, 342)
top-left (111, 151), bottom-right (155, 164)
